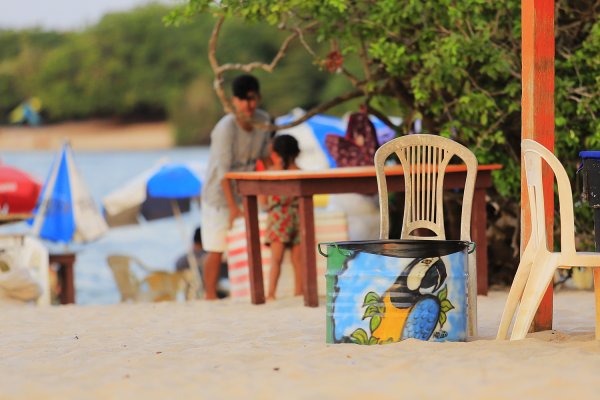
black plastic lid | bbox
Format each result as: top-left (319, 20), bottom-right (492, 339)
top-left (326, 239), bottom-right (470, 259)
top-left (580, 151), bottom-right (600, 159)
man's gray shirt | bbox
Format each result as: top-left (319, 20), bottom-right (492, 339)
top-left (202, 110), bottom-right (271, 208)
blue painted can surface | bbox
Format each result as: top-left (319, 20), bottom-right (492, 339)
top-left (321, 240), bottom-right (470, 345)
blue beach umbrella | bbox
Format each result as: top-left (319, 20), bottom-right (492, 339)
top-left (149, 163), bottom-right (203, 298)
top-left (30, 142), bottom-right (108, 243)
top-left (147, 164), bottom-right (202, 199)
top-left (102, 160), bottom-right (203, 226)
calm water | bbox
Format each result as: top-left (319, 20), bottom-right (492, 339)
top-left (1, 147), bottom-right (211, 305)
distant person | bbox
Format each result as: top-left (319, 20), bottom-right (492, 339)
top-left (201, 74), bottom-right (272, 300)
top-left (324, 105), bottom-right (379, 167)
top-left (175, 227), bottom-right (229, 299)
top-left (260, 134), bottom-right (303, 300)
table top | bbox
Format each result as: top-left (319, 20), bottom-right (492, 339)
top-left (0, 213), bottom-right (33, 225)
top-left (49, 252), bottom-right (77, 258)
top-left (225, 164), bottom-right (503, 181)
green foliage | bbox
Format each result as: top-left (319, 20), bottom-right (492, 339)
top-left (349, 291), bottom-right (384, 345)
top-left (0, 4), bottom-right (334, 141)
top-left (437, 286), bottom-right (454, 329)
top-left (3, 1), bottom-right (600, 249)
top-left (167, 0), bottom-right (600, 247)
top-left (362, 291), bottom-right (381, 307)
top-left (168, 0), bottom-right (526, 188)
top-left (349, 328), bottom-right (369, 345)
top-left (169, 76), bottom-right (221, 145)
top-left (0, 29), bottom-right (67, 120)
top-left (35, 5), bottom-right (212, 121)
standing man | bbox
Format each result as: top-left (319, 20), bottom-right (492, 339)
top-left (201, 74), bottom-right (272, 300)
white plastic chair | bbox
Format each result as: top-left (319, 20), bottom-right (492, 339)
top-left (497, 139), bottom-right (600, 340)
top-left (21, 236), bottom-right (50, 306)
top-left (374, 134), bottom-right (479, 336)
top-left (0, 234), bottom-right (50, 305)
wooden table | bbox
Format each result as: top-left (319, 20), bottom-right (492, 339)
top-left (49, 252), bottom-right (76, 304)
top-left (226, 164), bottom-right (502, 307)
top-left (0, 214), bottom-right (33, 225)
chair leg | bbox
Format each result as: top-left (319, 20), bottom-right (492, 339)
top-left (594, 269), bottom-right (600, 340)
top-left (496, 246), bottom-right (535, 339)
top-left (467, 251), bottom-right (478, 337)
top-left (510, 256), bottom-right (556, 340)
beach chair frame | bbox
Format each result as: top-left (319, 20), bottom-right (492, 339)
top-left (107, 254), bottom-right (183, 302)
top-left (497, 139), bottom-right (600, 340)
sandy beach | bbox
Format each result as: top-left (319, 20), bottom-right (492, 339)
top-left (0, 120), bottom-right (173, 150)
top-left (2, 289), bottom-right (600, 399)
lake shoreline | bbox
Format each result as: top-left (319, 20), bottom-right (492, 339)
top-left (0, 120), bottom-right (174, 151)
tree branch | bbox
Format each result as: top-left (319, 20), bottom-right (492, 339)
top-left (358, 35), bottom-right (373, 83)
top-left (365, 103), bottom-right (402, 134)
top-left (208, 17), bottom-right (232, 114)
top-left (216, 32), bottom-right (299, 73)
top-left (209, 16), bottom-right (300, 123)
top-left (273, 89), bottom-right (365, 130)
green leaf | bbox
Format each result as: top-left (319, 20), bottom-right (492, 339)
top-left (437, 285), bottom-right (448, 301)
top-left (440, 299), bottom-right (455, 313)
top-left (370, 315), bottom-right (382, 333)
top-left (368, 336), bottom-right (379, 345)
top-left (363, 291), bottom-right (381, 307)
top-left (439, 312), bottom-right (447, 328)
top-left (350, 328), bottom-right (369, 345)
top-left (480, 112), bottom-right (488, 125)
top-left (362, 304), bottom-right (380, 319)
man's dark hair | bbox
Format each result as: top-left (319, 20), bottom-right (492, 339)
top-left (232, 74), bottom-right (260, 99)
top-left (193, 227), bottom-right (202, 245)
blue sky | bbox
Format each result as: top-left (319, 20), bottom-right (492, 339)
top-left (0, 0), bottom-right (175, 31)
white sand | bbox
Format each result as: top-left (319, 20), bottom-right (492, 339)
top-left (0, 120), bottom-right (173, 150)
top-left (2, 290), bottom-right (600, 399)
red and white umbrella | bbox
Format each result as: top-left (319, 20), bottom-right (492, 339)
top-left (0, 164), bottom-right (42, 215)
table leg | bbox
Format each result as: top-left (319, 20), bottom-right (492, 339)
top-left (472, 187), bottom-right (488, 295)
top-left (243, 196), bottom-right (265, 304)
top-left (49, 254), bottom-right (76, 305)
top-left (298, 195), bottom-right (318, 307)
top-left (56, 259), bottom-right (76, 304)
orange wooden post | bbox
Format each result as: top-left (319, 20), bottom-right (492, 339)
top-left (521, 0), bottom-right (554, 331)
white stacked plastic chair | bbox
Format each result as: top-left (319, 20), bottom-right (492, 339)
top-left (374, 134), bottom-right (478, 337)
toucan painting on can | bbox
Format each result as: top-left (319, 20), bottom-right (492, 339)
top-left (320, 240), bottom-right (470, 344)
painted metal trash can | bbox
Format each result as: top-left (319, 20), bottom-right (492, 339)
top-left (318, 239), bottom-right (473, 345)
